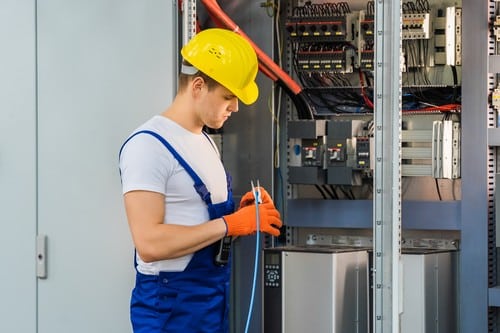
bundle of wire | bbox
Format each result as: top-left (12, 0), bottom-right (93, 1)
top-left (402, 86), bottom-right (461, 113)
top-left (292, 1), bottom-right (352, 16)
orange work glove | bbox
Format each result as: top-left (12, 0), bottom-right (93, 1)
top-left (239, 187), bottom-right (272, 209)
top-left (222, 202), bottom-right (282, 237)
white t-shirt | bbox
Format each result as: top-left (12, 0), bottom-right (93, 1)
top-left (119, 115), bottom-right (228, 274)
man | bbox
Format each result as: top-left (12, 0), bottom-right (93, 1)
top-left (119, 28), bottom-right (282, 332)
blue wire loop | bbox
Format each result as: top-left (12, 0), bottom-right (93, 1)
top-left (244, 180), bottom-right (261, 333)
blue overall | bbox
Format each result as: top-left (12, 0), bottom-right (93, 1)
top-left (120, 130), bottom-right (235, 333)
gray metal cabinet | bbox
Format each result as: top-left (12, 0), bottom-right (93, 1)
top-left (1, 1), bottom-right (177, 332)
top-left (0, 1), bottom-right (37, 332)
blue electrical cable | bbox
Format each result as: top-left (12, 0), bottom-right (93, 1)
top-left (244, 180), bottom-right (261, 333)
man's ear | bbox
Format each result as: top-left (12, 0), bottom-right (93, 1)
top-left (191, 76), bottom-right (205, 93)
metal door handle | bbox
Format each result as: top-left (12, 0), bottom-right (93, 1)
top-left (37, 234), bottom-right (47, 279)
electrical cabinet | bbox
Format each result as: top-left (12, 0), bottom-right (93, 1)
top-left (0, 2), bottom-right (37, 331)
top-left (400, 250), bottom-right (458, 333)
top-left (193, 0), bottom-right (498, 331)
top-left (204, 0), bottom-right (485, 331)
top-left (263, 247), bottom-right (369, 333)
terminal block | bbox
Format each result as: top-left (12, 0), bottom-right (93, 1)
top-left (491, 86), bottom-right (500, 111)
top-left (286, 14), bottom-right (353, 42)
top-left (434, 14), bottom-right (446, 65)
top-left (494, 15), bottom-right (500, 42)
top-left (446, 6), bottom-right (462, 66)
top-left (432, 120), bottom-right (461, 179)
top-left (358, 10), bottom-right (375, 70)
top-left (296, 43), bottom-right (354, 73)
top-left (402, 13), bottom-right (431, 40)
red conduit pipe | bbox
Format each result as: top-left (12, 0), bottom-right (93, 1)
top-left (205, 11), bottom-right (278, 81)
top-left (257, 62), bottom-right (279, 82)
top-left (200, 0), bottom-right (301, 94)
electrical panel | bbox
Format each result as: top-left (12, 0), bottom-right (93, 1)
top-left (278, 0), bottom-right (462, 203)
top-left (177, 0), bottom-right (492, 330)
top-left (258, 0), bottom-right (464, 327)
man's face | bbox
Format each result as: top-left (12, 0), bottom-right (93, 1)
top-left (198, 83), bottom-right (239, 130)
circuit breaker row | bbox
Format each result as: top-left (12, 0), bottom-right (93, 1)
top-left (288, 119), bottom-right (461, 185)
top-left (286, 2), bottom-right (374, 72)
top-left (288, 119), bottom-right (373, 185)
top-left (285, 1), bottom-right (462, 73)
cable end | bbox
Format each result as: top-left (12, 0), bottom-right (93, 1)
top-left (251, 180), bottom-right (262, 204)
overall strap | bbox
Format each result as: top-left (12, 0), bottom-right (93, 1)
top-left (201, 132), bottom-right (233, 199)
top-left (120, 130), bottom-right (213, 205)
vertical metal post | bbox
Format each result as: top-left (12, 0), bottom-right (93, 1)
top-left (460, 0), bottom-right (490, 331)
top-left (179, 0), bottom-right (196, 96)
top-left (182, 0), bottom-right (197, 45)
top-left (373, 0), bottom-right (402, 332)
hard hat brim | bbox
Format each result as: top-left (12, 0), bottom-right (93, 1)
top-left (233, 80), bottom-right (259, 106)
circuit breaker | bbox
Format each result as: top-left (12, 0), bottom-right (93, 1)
top-left (288, 119), bottom-right (373, 185)
top-left (326, 119), bottom-right (368, 185)
top-left (288, 119), bottom-right (327, 184)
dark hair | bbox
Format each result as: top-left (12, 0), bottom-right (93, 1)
top-left (178, 60), bottom-right (219, 92)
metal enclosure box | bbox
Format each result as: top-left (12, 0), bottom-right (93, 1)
top-left (400, 250), bottom-right (458, 333)
top-left (263, 247), bottom-right (369, 333)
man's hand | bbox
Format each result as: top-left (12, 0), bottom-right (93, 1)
top-left (239, 187), bottom-right (272, 208)
top-left (222, 202), bottom-right (282, 237)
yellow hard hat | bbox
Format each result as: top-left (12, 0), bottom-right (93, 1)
top-left (181, 28), bottom-right (259, 105)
